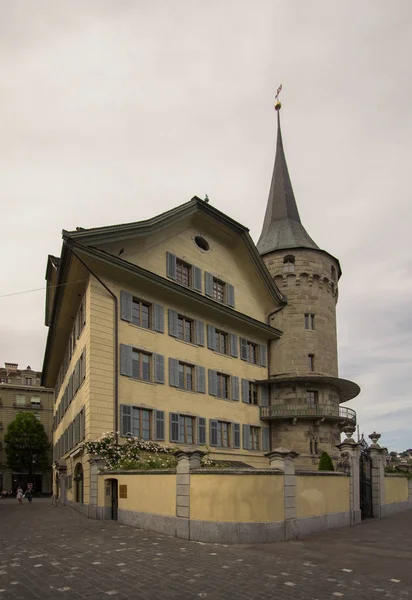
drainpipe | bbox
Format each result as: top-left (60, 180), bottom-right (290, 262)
top-left (63, 241), bottom-right (119, 444)
top-left (265, 305), bottom-right (286, 441)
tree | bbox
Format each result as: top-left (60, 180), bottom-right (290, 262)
top-left (318, 451), bottom-right (335, 471)
top-left (5, 412), bottom-right (51, 475)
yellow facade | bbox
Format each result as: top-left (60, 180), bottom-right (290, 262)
top-left (296, 475), bottom-right (350, 518)
top-left (384, 476), bottom-right (409, 504)
top-left (190, 474), bottom-right (284, 522)
top-left (98, 474), bottom-right (176, 516)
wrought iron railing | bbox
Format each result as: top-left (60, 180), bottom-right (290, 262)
top-left (260, 403), bottom-right (356, 423)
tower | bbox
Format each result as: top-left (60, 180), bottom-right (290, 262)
top-left (257, 101), bottom-right (360, 468)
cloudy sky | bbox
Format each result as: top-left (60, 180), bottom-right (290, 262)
top-left (0, 1), bottom-right (411, 451)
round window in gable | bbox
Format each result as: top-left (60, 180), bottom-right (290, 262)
top-left (194, 236), bottom-right (210, 252)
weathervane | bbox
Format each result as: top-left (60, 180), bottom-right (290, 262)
top-left (275, 84), bottom-right (282, 111)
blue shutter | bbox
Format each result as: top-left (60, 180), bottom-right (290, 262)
top-left (208, 369), bottom-right (217, 396)
top-left (227, 284), bottom-right (235, 307)
top-left (260, 384), bottom-right (269, 406)
top-left (120, 344), bottom-right (132, 376)
top-left (205, 272), bottom-right (214, 297)
top-left (155, 410), bottom-right (165, 441)
top-left (240, 338), bottom-right (248, 361)
top-left (207, 325), bottom-right (216, 350)
top-left (196, 366), bottom-right (206, 393)
top-left (231, 376), bottom-right (239, 401)
top-left (169, 358), bottom-right (179, 387)
top-left (198, 418), bottom-right (206, 445)
top-left (178, 416), bottom-right (185, 443)
top-left (242, 379), bottom-right (250, 403)
top-left (120, 291), bottom-right (132, 322)
top-left (168, 309), bottom-right (178, 337)
top-left (195, 321), bottom-right (204, 346)
top-left (193, 266), bottom-right (202, 292)
top-left (262, 427), bottom-right (270, 451)
top-left (121, 405), bottom-right (132, 436)
top-left (210, 420), bottom-right (218, 447)
top-left (170, 413), bottom-right (179, 443)
top-left (233, 423), bottom-right (240, 449)
top-left (243, 424), bottom-right (251, 450)
top-left (153, 304), bottom-right (164, 333)
top-left (230, 334), bottom-right (238, 358)
top-left (166, 252), bottom-right (177, 279)
top-left (154, 354), bottom-right (165, 384)
top-left (259, 344), bottom-right (267, 367)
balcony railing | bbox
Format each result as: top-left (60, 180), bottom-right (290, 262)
top-left (260, 403), bottom-right (356, 423)
top-left (12, 402), bottom-right (43, 410)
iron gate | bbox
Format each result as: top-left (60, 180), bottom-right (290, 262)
top-left (359, 439), bottom-right (373, 520)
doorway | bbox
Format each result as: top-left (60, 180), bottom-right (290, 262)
top-left (111, 479), bottom-right (118, 521)
top-left (74, 463), bottom-right (84, 504)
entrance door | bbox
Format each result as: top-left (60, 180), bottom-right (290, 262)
top-left (359, 448), bottom-right (373, 519)
top-left (74, 463), bottom-right (84, 504)
top-left (111, 479), bottom-right (118, 521)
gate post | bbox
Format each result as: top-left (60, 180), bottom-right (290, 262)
top-left (175, 449), bottom-right (205, 540)
top-left (336, 426), bottom-right (362, 526)
top-left (368, 432), bottom-right (386, 518)
top-left (266, 448), bottom-right (299, 540)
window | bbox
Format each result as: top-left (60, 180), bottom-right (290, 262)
top-left (308, 354), bottom-right (315, 371)
top-left (306, 390), bottom-right (319, 405)
top-left (176, 259), bottom-right (192, 287)
top-left (283, 255), bottom-right (295, 272)
top-left (240, 338), bottom-right (266, 365)
top-left (25, 378), bottom-right (33, 386)
top-left (304, 314), bottom-right (315, 330)
top-left (213, 278), bottom-right (225, 303)
top-left (31, 397), bottom-right (41, 408)
top-left (132, 299), bottom-right (151, 329)
top-left (205, 272), bottom-right (235, 307)
top-left (131, 349), bottom-right (152, 382)
top-left (249, 382), bottom-right (258, 405)
top-left (16, 395), bottom-right (26, 407)
top-left (179, 415), bottom-right (195, 444)
top-left (331, 265), bottom-right (336, 281)
top-left (130, 407), bottom-right (152, 439)
top-left (217, 421), bottom-right (231, 448)
top-left (0, 378), bottom-right (7, 383)
top-left (178, 363), bottom-right (194, 391)
top-left (243, 425), bottom-right (270, 451)
top-left (216, 373), bottom-right (229, 399)
top-left (215, 329), bottom-right (228, 354)
top-left (250, 426), bottom-right (261, 450)
top-left (310, 437), bottom-right (319, 454)
top-left (194, 236), bottom-right (210, 252)
top-left (177, 316), bottom-right (193, 343)
top-left (34, 413), bottom-right (41, 421)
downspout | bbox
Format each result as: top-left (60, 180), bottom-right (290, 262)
top-left (63, 241), bottom-right (119, 444)
top-left (265, 304), bottom-right (286, 445)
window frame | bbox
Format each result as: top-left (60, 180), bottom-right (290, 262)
top-left (131, 297), bottom-right (151, 329)
top-left (308, 354), bottom-right (315, 371)
top-left (283, 255), bottom-right (295, 272)
top-left (177, 315), bottom-right (194, 343)
top-left (215, 329), bottom-right (228, 355)
top-left (178, 414), bottom-right (196, 444)
top-left (217, 420), bottom-right (231, 448)
top-left (250, 426), bottom-right (261, 450)
top-left (212, 277), bottom-right (226, 303)
top-left (306, 390), bottom-right (319, 406)
top-left (176, 258), bottom-right (192, 288)
top-left (131, 349), bottom-right (152, 382)
top-left (249, 382), bottom-right (259, 405)
top-left (178, 362), bottom-right (194, 391)
top-left (130, 406), bottom-right (153, 440)
top-left (216, 372), bottom-right (230, 399)
top-left (304, 313), bottom-right (315, 330)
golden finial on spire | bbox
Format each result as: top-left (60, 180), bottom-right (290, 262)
top-left (275, 84), bottom-right (282, 111)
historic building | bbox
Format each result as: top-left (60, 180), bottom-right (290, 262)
top-left (42, 104), bottom-right (359, 506)
top-left (0, 362), bottom-right (53, 493)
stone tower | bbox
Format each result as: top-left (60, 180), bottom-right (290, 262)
top-left (257, 104), bottom-right (360, 468)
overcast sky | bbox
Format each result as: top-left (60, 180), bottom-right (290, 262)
top-left (1, 1), bottom-right (411, 451)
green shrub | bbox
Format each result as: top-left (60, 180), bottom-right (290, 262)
top-left (318, 451), bottom-right (334, 471)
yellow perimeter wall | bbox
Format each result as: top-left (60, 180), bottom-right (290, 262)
top-left (190, 474), bottom-right (284, 523)
top-left (296, 476), bottom-right (350, 518)
top-left (385, 477), bottom-right (408, 504)
top-left (99, 474), bottom-right (176, 516)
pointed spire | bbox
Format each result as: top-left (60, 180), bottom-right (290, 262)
top-left (257, 104), bottom-right (319, 255)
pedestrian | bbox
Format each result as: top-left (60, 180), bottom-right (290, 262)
top-left (16, 486), bottom-right (23, 505)
top-left (26, 484), bottom-right (33, 503)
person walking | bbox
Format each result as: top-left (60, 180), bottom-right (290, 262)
top-left (16, 486), bottom-right (23, 505)
top-left (26, 484), bottom-right (33, 503)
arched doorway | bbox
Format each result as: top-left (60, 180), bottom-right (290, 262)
top-left (74, 463), bottom-right (84, 504)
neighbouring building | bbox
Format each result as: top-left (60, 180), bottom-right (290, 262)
top-left (0, 362), bottom-right (53, 493)
top-left (42, 103), bottom-right (360, 507)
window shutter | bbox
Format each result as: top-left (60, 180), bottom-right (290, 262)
top-left (79, 351), bottom-right (84, 381)
top-left (120, 290), bottom-right (133, 322)
top-left (121, 405), bottom-right (132, 436)
top-left (262, 427), bottom-right (270, 452)
top-left (195, 321), bottom-right (204, 346)
top-left (205, 272), bottom-right (214, 297)
top-left (196, 366), bottom-right (206, 393)
top-left (120, 344), bottom-right (133, 376)
top-left (80, 409), bottom-right (85, 440)
top-left (233, 423), bottom-right (240, 449)
top-left (178, 416), bottom-right (185, 443)
top-left (242, 379), bottom-right (250, 403)
top-left (229, 334), bottom-right (238, 358)
top-left (168, 358), bottom-right (179, 387)
top-left (231, 376), bottom-right (239, 401)
top-left (240, 338), bottom-right (248, 361)
top-left (259, 344), bottom-right (267, 367)
top-left (260, 384), bottom-right (269, 406)
top-left (227, 284), bottom-right (235, 308)
top-left (170, 413), bottom-right (179, 443)
top-left (154, 354), bottom-right (165, 384)
top-left (193, 266), bottom-right (202, 292)
top-left (207, 325), bottom-right (216, 350)
top-left (198, 417), bottom-right (206, 445)
top-left (166, 252), bottom-right (177, 280)
top-left (243, 424), bottom-right (251, 450)
top-left (69, 375), bottom-right (73, 403)
top-left (82, 349), bottom-right (86, 381)
top-left (154, 410), bottom-right (165, 441)
top-left (168, 309), bottom-right (178, 337)
top-left (153, 304), bottom-right (164, 333)
top-left (208, 369), bottom-right (217, 396)
top-left (210, 420), bottom-right (218, 447)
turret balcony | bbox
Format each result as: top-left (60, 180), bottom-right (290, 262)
top-left (260, 403), bottom-right (356, 425)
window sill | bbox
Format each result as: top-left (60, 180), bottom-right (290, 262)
top-left (175, 337), bottom-right (198, 348)
top-left (213, 350), bottom-right (236, 359)
top-left (174, 386), bottom-right (202, 395)
top-left (127, 322), bottom-right (157, 334)
top-left (126, 377), bottom-right (157, 386)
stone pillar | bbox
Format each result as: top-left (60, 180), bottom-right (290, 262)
top-left (336, 426), bottom-right (362, 526)
top-left (408, 479), bottom-right (412, 503)
top-left (55, 460), bottom-right (67, 505)
top-left (175, 449), bottom-right (205, 540)
top-left (89, 456), bottom-right (106, 518)
top-left (368, 432), bottom-right (386, 519)
top-left (266, 447), bottom-right (298, 540)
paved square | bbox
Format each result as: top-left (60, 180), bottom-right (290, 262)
top-left (0, 499), bottom-right (411, 599)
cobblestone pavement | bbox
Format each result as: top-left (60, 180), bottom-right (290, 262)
top-left (0, 499), bottom-right (411, 599)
